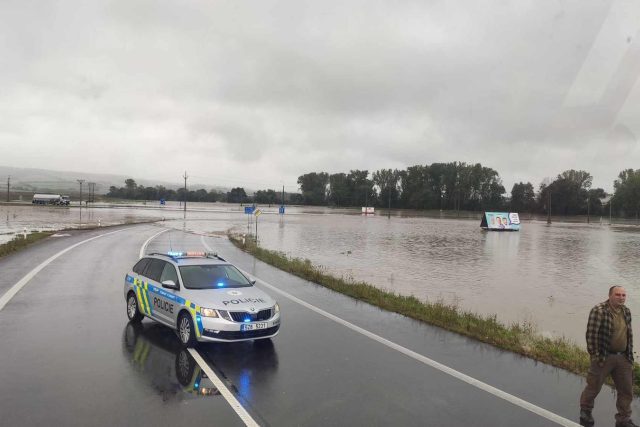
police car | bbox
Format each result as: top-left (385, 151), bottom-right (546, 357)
top-left (124, 251), bottom-right (280, 346)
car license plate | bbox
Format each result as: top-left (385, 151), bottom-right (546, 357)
top-left (241, 322), bottom-right (267, 331)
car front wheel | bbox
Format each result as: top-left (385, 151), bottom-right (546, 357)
top-left (178, 312), bottom-right (197, 347)
top-left (126, 293), bottom-right (144, 323)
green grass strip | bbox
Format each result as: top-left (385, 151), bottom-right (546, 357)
top-left (0, 232), bottom-right (54, 259)
top-left (229, 234), bottom-right (640, 394)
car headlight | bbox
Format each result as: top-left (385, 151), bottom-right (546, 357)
top-left (274, 303), bottom-right (280, 314)
top-left (200, 307), bottom-right (218, 318)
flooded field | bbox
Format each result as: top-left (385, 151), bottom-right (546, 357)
top-left (2, 201), bottom-right (639, 345)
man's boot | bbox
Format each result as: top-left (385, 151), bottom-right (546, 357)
top-left (579, 409), bottom-right (594, 426)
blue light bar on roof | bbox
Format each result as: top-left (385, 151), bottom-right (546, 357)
top-left (166, 251), bottom-right (219, 258)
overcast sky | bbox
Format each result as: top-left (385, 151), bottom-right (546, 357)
top-left (2, 0), bottom-right (640, 193)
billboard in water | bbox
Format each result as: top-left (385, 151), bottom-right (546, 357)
top-left (481, 212), bottom-right (520, 231)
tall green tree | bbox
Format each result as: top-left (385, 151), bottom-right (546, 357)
top-left (424, 163), bottom-right (448, 209)
top-left (441, 162), bottom-right (465, 210)
top-left (297, 172), bottom-right (329, 205)
top-left (328, 173), bottom-right (352, 207)
top-left (227, 187), bottom-right (248, 204)
top-left (124, 178), bottom-right (137, 199)
top-left (465, 163), bottom-right (505, 210)
top-left (587, 188), bottom-right (607, 216)
top-left (538, 170), bottom-right (593, 215)
top-left (613, 169), bottom-right (640, 218)
top-left (510, 182), bottom-right (535, 213)
top-left (107, 186), bottom-right (124, 198)
top-left (399, 165), bottom-right (429, 209)
top-left (255, 189), bottom-right (278, 205)
top-left (372, 168), bottom-right (401, 208)
top-left (348, 170), bottom-right (375, 207)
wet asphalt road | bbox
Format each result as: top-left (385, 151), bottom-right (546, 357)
top-left (0, 224), bottom-right (638, 426)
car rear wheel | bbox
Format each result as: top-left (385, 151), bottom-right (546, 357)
top-left (178, 312), bottom-right (197, 347)
top-left (126, 293), bottom-right (144, 323)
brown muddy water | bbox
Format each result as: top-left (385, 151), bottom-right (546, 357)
top-left (2, 201), bottom-right (639, 345)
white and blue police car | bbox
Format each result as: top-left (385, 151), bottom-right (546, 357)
top-left (124, 251), bottom-right (280, 346)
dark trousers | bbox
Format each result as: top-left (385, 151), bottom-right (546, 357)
top-left (580, 354), bottom-right (633, 422)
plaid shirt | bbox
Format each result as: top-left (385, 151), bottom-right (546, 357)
top-left (585, 300), bottom-right (634, 363)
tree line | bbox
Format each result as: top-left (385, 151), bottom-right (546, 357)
top-left (106, 179), bottom-right (300, 205)
top-left (105, 165), bottom-right (640, 219)
top-left (296, 164), bottom-right (640, 218)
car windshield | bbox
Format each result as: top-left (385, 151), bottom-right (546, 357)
top-left (179, 264), bottom-right (252, 289)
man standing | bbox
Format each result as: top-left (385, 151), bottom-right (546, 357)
top-left (580, 286), bottom-right (637, 427)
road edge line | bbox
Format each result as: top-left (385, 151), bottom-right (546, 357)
top-left (188, 349), bottom-right (260, 427)
top-left (200, 237), bottom-right (580, 427)
top-left (255, 273), bottom-right (579, 427)
top-left (139, 228), bottom-right (170, 258)
top-left (0, 228), bottom-right (128, 312)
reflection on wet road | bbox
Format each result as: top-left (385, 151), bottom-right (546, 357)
top-left (122, 320), bottom-right (280, 426)
top-left (123, 322), bottom-right (222, 401)
top-left (199, 338), bottom-right (279, 404)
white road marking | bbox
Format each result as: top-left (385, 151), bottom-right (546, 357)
top-left (139, 228), bottom-right (170, 258)
top-left (188, 349), bottom-right (260, 427)
top-left (200, 237), bottom-right (580, 427)
top-left (142, 232), bottom-right (260, 427)
top-left (0, 228), bottom-right (128, 312)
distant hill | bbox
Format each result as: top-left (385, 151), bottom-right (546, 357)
top-left (0, 165), bottom-right (227, 196)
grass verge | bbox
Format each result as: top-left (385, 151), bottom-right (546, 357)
top-left (229, 234), bottom-right (640, 394)
top-left (0, 232), bottom-right (54, 259)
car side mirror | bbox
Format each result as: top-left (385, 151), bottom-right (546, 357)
top-left (251, 279), bottom-right (256, 285)
top-left (161, 280), bottom-right (178, 290)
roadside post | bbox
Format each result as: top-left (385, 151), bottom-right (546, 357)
top-left (77, 179), bottom-right (85, 225)
top-left (254, 208), bottom-right (262, 243)
top-left (244, 206), bottom-right (255, 237)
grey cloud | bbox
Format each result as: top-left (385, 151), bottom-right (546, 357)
top-left (1, 0), bottom-right (639, 193)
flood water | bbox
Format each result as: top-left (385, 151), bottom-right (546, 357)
top-left (2, 201), bottom-right (639, 345)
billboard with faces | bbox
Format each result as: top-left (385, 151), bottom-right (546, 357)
top-left (482, 212), bottom-right (520, 231)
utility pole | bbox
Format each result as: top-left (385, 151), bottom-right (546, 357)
top-left (183, 171), bottom-right (188, 219)
top-left (587, 193), bottom-right (590, 224)
top-left (547, 191), bottom-right (552, 224)
top-left (387, 183), bottom-right (391, 219)
top-left (88, 182), bottom-right (95, 203)
top-left (610, 198), bottom-right (612, 225)
top-left (364, 186), bottom-right (368, 212)
top-left (77, 179), bottom-right (85, 224)
top-left (6, 176), bottom-right (9, 202)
